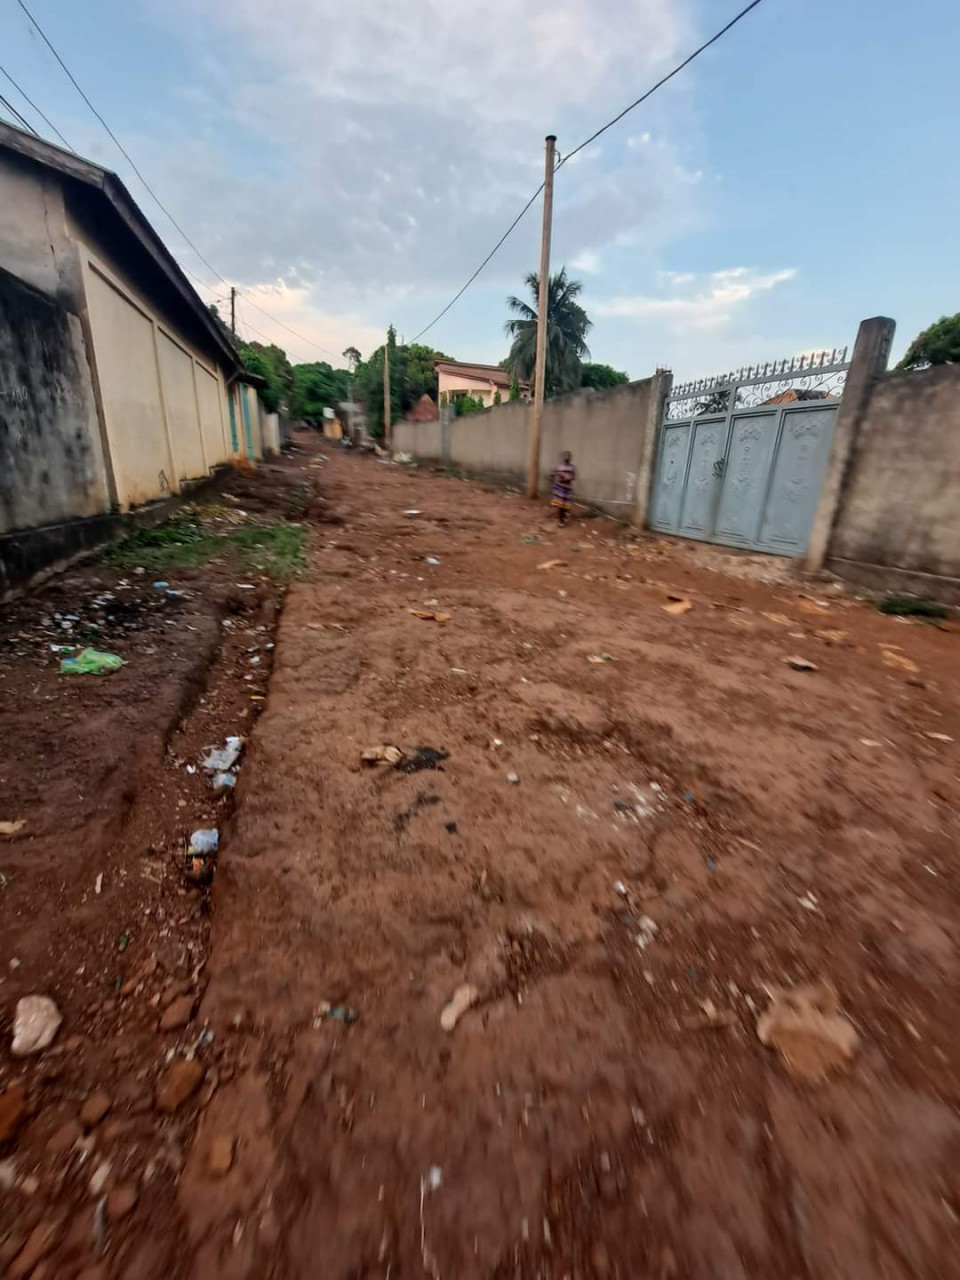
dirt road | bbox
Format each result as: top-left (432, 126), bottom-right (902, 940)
top-left (5, 438), bottom-right (960, 1277)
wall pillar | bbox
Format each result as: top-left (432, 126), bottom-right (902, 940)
top-left (633, 369), bottom-right (672, 528)
top-left (805, 316), bottom-right (895, 571)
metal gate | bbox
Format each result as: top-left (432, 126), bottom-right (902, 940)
top-left (650, 348), bottom-right (850, 556)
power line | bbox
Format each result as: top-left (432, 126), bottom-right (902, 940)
top-left (409, 0), bottom-right (767, 343)
top-left (14, 0), bottom-right (353, 363)
top-left (237, 290), bottom-right (341, 361)
top-left (0, 62), bottom-right (72, 150)
top-left (235, 299), bottom-right (315, 364)
top-left (557, 0), bottom-right (765, 169)
top-left (15, 0), bottom-right (228, 288)
top-left (0, 90), bottom-right (37, 135)
top-left (409, 185), bottom-right (545, 343)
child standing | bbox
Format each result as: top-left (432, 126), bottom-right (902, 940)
top-left (551, 451), bottom-right (576, 526)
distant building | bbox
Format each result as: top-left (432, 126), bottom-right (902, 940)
top-left (435, 360), bottom-right (528, 408)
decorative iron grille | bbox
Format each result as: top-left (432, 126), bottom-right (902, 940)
top-left (665, 347), bottom-right (850, 422)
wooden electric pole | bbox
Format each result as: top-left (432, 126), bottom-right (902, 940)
top-left (383, 332), bottom-right (392, 451)
top-left (230, 286), bottom-right (237, 338)
top-left (526, 134), bottom-right (556, 499)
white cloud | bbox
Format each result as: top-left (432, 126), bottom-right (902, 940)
top-left (595, 267), bottom-right (797, 332)
top-left (139, 0), bottom-right (699, 356)
top-left (571, 249), bottom-right (601, 274)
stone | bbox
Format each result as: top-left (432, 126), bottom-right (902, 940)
top-left (80, 1091), bottom-right (112, 1129)
top-left (159, 995), bottom-right (196, 1032)
top-left (47, 1119), bottom-right (82, 1154)
top-left (106, 1183), bottom-right (138, 1221)
top-left (0, 1082), bottom-right (27, 1142)
top-left (155, 1059), bottom-right (205, 1113)
top-left (88, 1160), bottom-right (111, 1197)
top-left (8, 1219), bottom-right (59, 1279)
top-left (11, 996), bottom-right (62, 1057)
top-left (590, 1240), bottom-right (611, 1277)
top-left (208, 1135), bottom-right (234, 1176)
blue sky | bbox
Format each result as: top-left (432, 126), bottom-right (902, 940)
top-left (2, 0), bottom-right (957, 378)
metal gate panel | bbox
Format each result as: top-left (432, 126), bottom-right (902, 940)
top-left (713, 411), bottom-right (778, 545)
top-left (757, 405), bottom-right (837, 552)
top-left (650, 347), bottom-right (850, 557)
top-left (650, 422), bottom-right (691, 531)
top-left (679, 418), bottom-right (727, 536)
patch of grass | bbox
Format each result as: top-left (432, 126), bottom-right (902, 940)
top-left (878, 594), bottom-right (950, 619)
top-left (107, 513), bottom-right (307, 580)
top-left (285, 486), bottom-right (311, 519)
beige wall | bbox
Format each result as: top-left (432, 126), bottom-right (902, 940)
top-left (829, 363), bottom-right (960, 580)
top-left (69, 209), bottom-right (241, 508)
top-left (396, 380), bottom-right (658, 522)
top-left (157, 329), bottom-right (206, 482)
top-left (0, 151), bottom-right (112, 533)
top-left (196, 362), bottom-right (228, 465)
top-left (83, 263), bottom-right (176, 508)
top-left (393, 417), bottom-right (444, 460)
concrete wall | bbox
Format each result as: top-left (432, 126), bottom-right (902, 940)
top-left (394, 416), bottom-right (445, 461)
top-left (83, 262), bottom-right (177, 507)
top-left (828, 363), bottom-right (960, 582)
top-left (0, 267), bottom-right (110, 534)
top-left (397, 379), bottom-right (659, 521)
top-left (70, 207), bottom-right (240, 506)
top-left (157, 328), bottom-right (207, 483)
top-left (541, 382), bottom-right (654, 517)
top-left (196, 361), bottom-right (228, 465)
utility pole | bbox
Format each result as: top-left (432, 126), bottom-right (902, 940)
top-left (230, 286), bottom-right (237, 338)
top-left (526, 134), bottom-right (556, 499)
top-left (383, 332), bottom-right (392, 451)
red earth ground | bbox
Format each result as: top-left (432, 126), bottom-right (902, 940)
top-left (3, 433), bottom-right (960, 1279)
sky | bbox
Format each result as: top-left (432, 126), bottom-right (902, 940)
top-left (1, 0), bottom-right (958, 379)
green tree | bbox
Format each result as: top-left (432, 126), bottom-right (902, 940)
top-left (504, 267), bottom-right (591, 397)
top-left (208, 303), bottom-right (236, 347)
top-left (289, 362), bottom-right (351, 423)
top-left (354, 332), bottom-right (449, 437)
top-left (453, 392), bottom-right (485, 416)
top-left (580, 362), bottom-right (629, 391)
top-left (897, 313), bottom-right (960, 370)
top-left (238, 341), bottom-right (293, 414)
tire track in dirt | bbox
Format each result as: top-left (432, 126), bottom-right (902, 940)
top-left (181, 443), bottom-right (960, 1280)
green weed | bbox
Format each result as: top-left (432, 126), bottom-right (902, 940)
top-left (877, 594), bottom-right (950, 619)
top-left (107, 514), bottom-right (307, 580)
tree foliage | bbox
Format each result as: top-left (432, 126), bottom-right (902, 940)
top-left (238, 342), bottom-right (293, 414)
top-left (207, 303), bottom-right (236, 346)
top-left (504, 268), bottom-right (591, 397)
top-left (353, 331), bottom-right (450, 437)
top-left (897, 313), bottom-right (960, 370)
top-left (289, 362), bottom-right (351, 424)
top-left (580, 362), bottom-right (629, 391)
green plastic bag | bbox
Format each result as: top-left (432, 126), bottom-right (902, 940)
top-left (60, 648), bottom-right (125, 676)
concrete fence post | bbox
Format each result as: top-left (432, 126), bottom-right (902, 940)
top-left (633, 369), bottom-right (672, 528)
top-left (805, 316), bottom-right (895, 572)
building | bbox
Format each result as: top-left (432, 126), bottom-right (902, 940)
top-left (0, 121), bottom-right (273, 590)
top-left (435, 360), bottom-right (528, 409)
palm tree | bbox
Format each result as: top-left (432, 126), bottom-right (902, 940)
top-left (504, 267), bottom-right (592, 396)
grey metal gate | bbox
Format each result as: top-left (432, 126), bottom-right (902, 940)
top-left (650, 348), bottom-right (850, 556)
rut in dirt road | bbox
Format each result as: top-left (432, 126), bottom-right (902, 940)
top-left (182, 446), bottom-right (960, 1280)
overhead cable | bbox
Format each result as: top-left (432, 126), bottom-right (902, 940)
top-left (408, 0), bottom-right (767, 342)
top-left (0, 61), bottom-right (72, 149)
